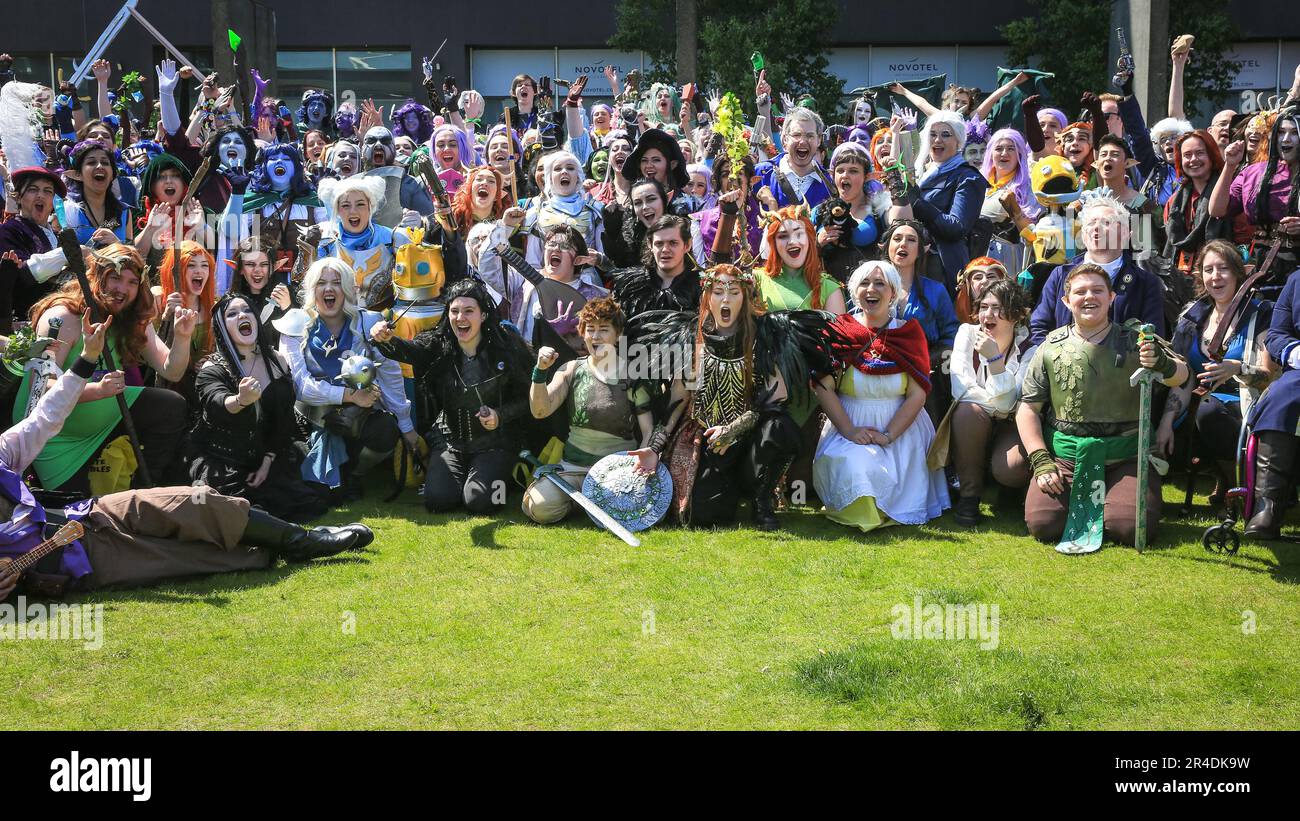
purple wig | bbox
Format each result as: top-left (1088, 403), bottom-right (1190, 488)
top-left (430, 123), bottom-right (475, 171)
top-left (392, 99), bottom-right (435, 145)
top-left (980, 127), bottom-right (1039, 218)
top-left (1040, 107), bottom-right (1068, 130)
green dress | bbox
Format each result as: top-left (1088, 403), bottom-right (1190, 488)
top-left (757, 266), bottom-right (841, 312)
top-left (12, 336), bottom-right (143, 489)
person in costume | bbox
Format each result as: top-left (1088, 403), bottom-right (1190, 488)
top-left (587, 131), bottom-right (634, 207)
top-left (369, 278), bottom-right (532, 514)
top-left (430, 123), bottom-right (474, 197)
top-left (60, 140), bottom-right (133, 248)
top-left (1020, 95), bottom-right (1069, 163)
top-left (324, 139), bottom-right (360, 181)
top-left (485, 124), bottom-right (526, 202)
top-left (511, 224), bottom-right (610, 355)
top-left (132, 153), bottom-right (208, 265)
top-left (16, 243), bottom-right (194, 494)
top-left (894, 110), bottom-right (991, 292)
top-left (1018, 263), bottom-right (1189, 552)
top-left (0, 167), bottom-right (80, 333)
top-left (813, 142), bottom-right (887, 282)
top-left (621, 128), bottom-right (693, 215)
top-left (524, 296), bottom-right (662, 523)
top-left (640, 82), bottom-right (684, 137)
top-left (692, 154), bottom-right (763, 266)
top-left (295, 90), bottom-right (336, 142)
top-left (953, 257), bottom-right (1009, 325)
top-left (0, 81), bottom-right (52, 173)
top-left (392, 98), bottom-right (434, 147)
top-left (188, 292), bottom-right (329, 523)
top-left (947, 278), bottom-right (1036, 525)
top-left (1209, 105), bottom-right (1300, 285)
top-left (220, 142), bottom-right (326, 276)
top-left (523, 150), bottom-right (605, 270)
top-left (758, 204), bottom-right (846, 314)
top-left (1157, 240), bottom-right (1275, 509)
top-left (315, 175), bottom-right (413, 310)
top-left (501, 74), bottom-right (540, 135)
top-left (1000, 154), bottom-right (1086, 278)
top-left (153, 240), bottom-right (217, 408)
top-left (277, 257), bottom-right (416, 499)
top-left (1029, 194), bottom-right (1167, 344)
top-left (813, 260), bottom-right (950, 531)
top-left (1164, 130), bottom-right (1231, 274)
top-left (1092, 135), bottom-right (1150, 214)
top-left (754, 107), bottom-right (833, 209)
top-left (355, 126), bottom-right (436, 228)
top-left (878, 219), bottom-right (959, 423)
top-left (603, 177), bottom-right (669, 269)
top-left (0, 309), bottom-right (370, 599)
top-left (1241, 266), bottom-right (1300, 538)
top-left (979, 127), bottom-right (1040, 274)
top-left (228, 236), bottom-right (294, 345)
top-left (153, 59), bottom-right (249, 213)
top-left (610, 214), bottom-right (702, 324)
top-left (646, 264), bottom-right (834, 531)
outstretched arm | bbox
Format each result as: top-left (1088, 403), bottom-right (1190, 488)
top-left (890, 83), bottom-right (939, 118)
top-left (974, 71), bottom-right (1029, 121)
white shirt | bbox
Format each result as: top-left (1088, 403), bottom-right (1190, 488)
top-left (950, 323), bottom-right (1036, 417)
top-left (778, 154), bottom-right (819, 201)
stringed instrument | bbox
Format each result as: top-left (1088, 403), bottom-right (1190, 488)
top-left (0, 520), bottom-right (85, 588)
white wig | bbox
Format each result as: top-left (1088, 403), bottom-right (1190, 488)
top-left (1079, 192), bottom-right (1129, 225)
top-left (1150, 117), bottom-right (1194, 144)
top-left (914, 110), bottom-right (968, 178)
top-left (318, 175), bottom-right (387, 220)
top-left (301, 256), bottom-right (360, 326)
top-left (847, 259), bottom-right (905, 312)
top-left (541, 150), bottom-right (585, 196)
top-left (0, 82), bottom-right (49, 170)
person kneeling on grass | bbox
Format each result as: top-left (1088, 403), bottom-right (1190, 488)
top-left (1016, 264), bottom-right (1189, 553)
top-left (524, 297), bottom-right (664, 523)
top-left (0, 311), bottom-right (370, 600)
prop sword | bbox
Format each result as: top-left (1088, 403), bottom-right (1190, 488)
top-left (57, 230), bottom-right (152, 486)
top-left (520, 451), bottom-right (641, 547)
top-left (1128, 323), bottom-right (1159, 554)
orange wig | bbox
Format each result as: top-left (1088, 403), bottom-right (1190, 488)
top-left (451, 165), bottom-right (508, 236)
top-left (159, 240), bottom-right (217, 356)
top-left (762, 205), bottom-right (827, 309)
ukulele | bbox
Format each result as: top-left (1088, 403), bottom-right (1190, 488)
top-left (0, 520), bottom-right (85, 589)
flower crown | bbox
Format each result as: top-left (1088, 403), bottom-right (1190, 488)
top-left (701, 265), bottom-right (757, 288)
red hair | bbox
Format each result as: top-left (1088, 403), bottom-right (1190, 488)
top-left (761, 206), bottom-right (827, 309)
top-left (451, 166), bottom-right (507, 237)
top-left (1172, 130), bottom-right (1224, 180)
top-left (159, 240), bottom-right (216, 357)
top-left (955, 256), bottom-right (1009, 324)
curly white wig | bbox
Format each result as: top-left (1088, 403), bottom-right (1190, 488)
top-left (317, 175), bottom-right (387, 220)
top-left (1150, 117), bottom-right (1194, 145)
top-left (0, 82), bottom-right (50, 170)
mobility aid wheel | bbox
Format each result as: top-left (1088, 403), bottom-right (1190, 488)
top-left (1201, 523), bottom-right (1240, 555)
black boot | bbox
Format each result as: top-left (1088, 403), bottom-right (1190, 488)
top-left (752, 457), bottom-right (791, 532)
top-left (240, 508), bottom-right (364, 561)
top-left (954, 495), bottom-right (982, 526)
top-left (1245, 432), bottom-right (1297, 540)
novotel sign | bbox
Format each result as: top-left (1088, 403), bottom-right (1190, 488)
top-left (888, 62), bottom-right (941, 73)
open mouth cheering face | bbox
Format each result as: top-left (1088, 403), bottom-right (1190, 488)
top-left (709, 276), bottom-right (746, 330)
top-left (1059, 129), bottom-right (1091, 166)
top-left (362, 127), bottom-right (395, 168)
top-left (99, 267), bottom-right (141, 314)
top-left (218, 132), bottom-right (248, 169)
top-left (888, 225), bottom-right (920, 271)
top-left (79, 149), bottom-right (114, 190)
top-left (154, 168), bottom-right (186, 206)
top-left (976, 294), bottom-right (1007, 334)
top-left (854, 267), bottom-right (894, 316)
top-left (435, 132), bottom-right (460, 169)
top-left (549, 157), bottom-right (581, 196)
top-left (184, 256), bottom-right (210, 296)
top-left (631, 183), bottom-right (664, 227)
top-left (240, 251), bottom-right (272, 293)
top-left (313, 268), bottom-right (345, 318)
top-left (331, 143), bottom-right (359, 178)
top-left (447, 296), bottom-right (483, 344)
top-left (224, 297), bottom-right (258, 346)
top-left (266, 157), bottom-right (296, 192)
top-left (774, 219), bottom-right (810, 269)
top-left (472, 173), bottom-right (499, 210)
top-left (337, 192), bottom-right (371, 234)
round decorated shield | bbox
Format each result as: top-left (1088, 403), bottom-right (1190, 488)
top-left (581, 451), bottom-right (674, 533)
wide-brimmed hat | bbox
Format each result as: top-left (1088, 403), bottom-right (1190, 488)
top-left (582, 451), bottom-right (674, 533)
top-left (622, 127), bottom-right (690, 190)
top-left (10, 166), bottom-right (67, 198)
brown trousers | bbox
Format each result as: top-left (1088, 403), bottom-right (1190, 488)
top-left (950, 403), bottom-right (1030, 499)
top-left (1024, 457), bottom-right (1161, 547)
top-left (78, 488), bottom-right (268, 590)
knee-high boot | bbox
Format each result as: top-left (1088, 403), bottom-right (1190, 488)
top-left (1245, 431), bottom-right (1297, 539)
top-left (240, 508), bottom-right (374, 561)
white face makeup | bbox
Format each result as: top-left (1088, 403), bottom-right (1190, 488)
top-left (218, 132), bottom-right (248, 169)
top-left (963, 142), bottom-right (986, 168)
top-left (853, 99), bottom-right (873, 126)
top-left (774, 219), bottom-right (810, 269)
top-left (1279, 120), bottom-right (1299, 160)
top-left (331, 143), bottom-right (359, 178)
top-left (224, 297), bottom-right (258, 347)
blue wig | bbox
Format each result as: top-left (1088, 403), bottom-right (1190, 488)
top-left (249, 142), bottom-right (315, 198)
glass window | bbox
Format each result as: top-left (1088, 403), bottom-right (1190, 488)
top-left (277, 50), bottom-right (334, 111)
top-left (335, 49), bottom-right (412, 112)
top-left (9, 54), bottom-right (54, 87)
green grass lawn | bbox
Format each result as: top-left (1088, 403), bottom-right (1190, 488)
top-left (4, 478), bottom-right (1299, 730)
